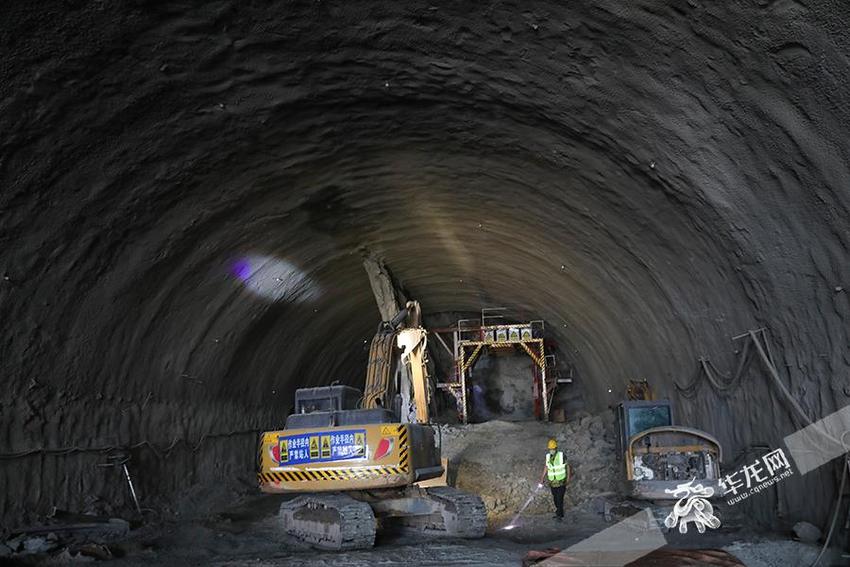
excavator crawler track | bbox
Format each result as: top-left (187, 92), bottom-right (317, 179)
top-left (389, 486), bottom-right (487, 538)
top-left (425, 486), bottom-right (488, 538)
top-left (279, 493), bottom-right (376, 550)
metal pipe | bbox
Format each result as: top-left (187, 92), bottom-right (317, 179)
top-left (122, 463), bottom-right (142, 514)
top-left (748, 330), bottom-right (814, 427)
top-left (433, 332), bottom-right (454, 357)
top-left (732, 327), bottom-right (765, 341)
top-left (808, 456), bottom-right (849, 567)
top-left (748, 330), bottom-right (847, 456)
top-left (541, 355), bottom-right (549, 420)
top-left (460, 347), bottom-right (468, 424)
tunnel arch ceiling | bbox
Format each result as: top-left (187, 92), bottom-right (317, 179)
top-left (1, 0), bottom-right (849, 526)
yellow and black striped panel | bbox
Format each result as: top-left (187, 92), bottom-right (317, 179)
top-left (258, 466), bottom-right (407, 484)
top-left (397, 425), bottom-right (409, 472)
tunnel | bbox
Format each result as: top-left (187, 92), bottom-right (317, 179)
top-left (2, 1), bottom-right (850, 564)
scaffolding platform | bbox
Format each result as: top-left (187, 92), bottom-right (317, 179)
top-left (435, 311), bottom-right (561, 424)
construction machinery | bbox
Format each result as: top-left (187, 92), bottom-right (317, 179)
top-left (257, 301), bottom-right (487, 550)
top-left (616, 398), bottom-right (723, 500)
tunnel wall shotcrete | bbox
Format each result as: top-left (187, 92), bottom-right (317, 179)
top-left (1, 1), bottom-right (849, 530)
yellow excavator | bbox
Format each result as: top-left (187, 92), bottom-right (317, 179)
top-left (257, 301), bottom-right (487, 549)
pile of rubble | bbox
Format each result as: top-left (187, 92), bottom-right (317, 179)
top-left (438, 409), bottom-right (621, 522)
top-left (0, 512), bottom-right (130, 562)
top-left (0, 476), bottom-right (255, 562)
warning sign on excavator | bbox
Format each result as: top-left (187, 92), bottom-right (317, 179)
top-left (309, 436), bottom-right (319, 459)
top-left (381, 425), bottom-right (397, 436)
top-left (279, 439), bottom-right (289, 463)
top-left (321, 435), bottom-right (331, 458)
top-left (354, 432), bottom-right (366, 456)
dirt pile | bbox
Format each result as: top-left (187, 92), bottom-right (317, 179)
top-left (438, 410), bottom-right (620, 522)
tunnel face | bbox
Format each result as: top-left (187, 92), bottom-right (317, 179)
top-left (1, 1), bottom-right (849, 528)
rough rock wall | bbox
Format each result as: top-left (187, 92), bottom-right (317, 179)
top-left (1, 0), bottom-right (849, 528)
top-left (468, 354), bottom-right (536, 422)
top-left (1, 391), bottom-right (277, 528)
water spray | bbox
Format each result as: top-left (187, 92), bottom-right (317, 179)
top-left (502, 482), bottom-right (544, 530)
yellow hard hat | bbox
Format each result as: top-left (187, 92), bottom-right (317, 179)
top-left (547, 438), bottom-right (558, 450)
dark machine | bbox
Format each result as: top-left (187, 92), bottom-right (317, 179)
top-left (616, 399), bottom-right (723, 499)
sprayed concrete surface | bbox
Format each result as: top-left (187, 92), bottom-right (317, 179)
top-left (2, 0), bottom-right (850, 542)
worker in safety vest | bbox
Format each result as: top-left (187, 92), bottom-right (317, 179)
top-left (538, 438), bottom-right (570, 521)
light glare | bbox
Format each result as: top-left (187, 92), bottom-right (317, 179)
top-left (230, 255), bottom-right (321, 303)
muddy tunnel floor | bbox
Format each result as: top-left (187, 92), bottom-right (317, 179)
top-left (4, 464), bottom-right (829, 566)
top-left (98, 492), bottom-right (825, 567)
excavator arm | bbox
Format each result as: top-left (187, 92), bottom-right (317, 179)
top-left (362, 300), bottom-right (432, 424)
top-left (397, 326), bottom-right (430, 423)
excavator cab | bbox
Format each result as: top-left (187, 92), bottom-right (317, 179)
top-left (288, 385), bottom-right (396, 427)
top-left (293, 386), bottom-right (361, 415)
